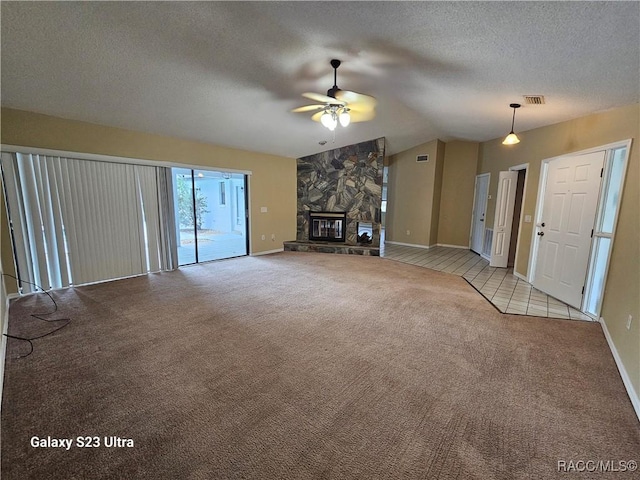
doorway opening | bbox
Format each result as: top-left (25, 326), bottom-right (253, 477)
top-left (172, 168), bottom-right (248, 266)
top-left (507, 169), bottom-right (526, 268)
top-left (470, 173), bottom-right (490, 255)
top-left (489, 165), bottom-right (528, 269)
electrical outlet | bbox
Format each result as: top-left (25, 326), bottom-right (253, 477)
top-left (271, 234), bottom-right (275, 241)
top-left (261, 234), bottom-right (265, 241)
top-left (406, 230), bottom-right (411, 236)
top-left (627, 315), bottom-right (633, 330)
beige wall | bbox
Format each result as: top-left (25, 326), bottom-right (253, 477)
top-left (0, 179), bottom-right (15, 303)
top-left (386, 140), bottom-right (442, 247)
top-left (437, 141), bottom-right (479, 247)
top-left (0, 108), bottom-right (297, 292)
top-left (478, 103), bottom-right (640, 397)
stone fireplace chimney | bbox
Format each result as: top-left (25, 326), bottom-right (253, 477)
top-left (285, 137), bottom-right (384, 256)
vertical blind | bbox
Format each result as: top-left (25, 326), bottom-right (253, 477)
top-left (1, 152), bottom-right (177, 293)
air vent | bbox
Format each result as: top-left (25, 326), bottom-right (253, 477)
top-left (416, 154), bottom-right (429, 163)
top-left (523, 95), bottom-right (545, 105)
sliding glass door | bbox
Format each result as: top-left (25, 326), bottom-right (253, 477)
top-left (173, 168), bottom-right (248, 266)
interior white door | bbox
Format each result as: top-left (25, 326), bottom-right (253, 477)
top-left (470, 174), bottom-right (490, 254)
top-left (533, 151), bottom-right (605, 308)
top-left (490, 171), bottom-right (518, 267)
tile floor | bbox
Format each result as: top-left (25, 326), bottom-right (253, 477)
top-left (381, 243), bottom-right (593, 321)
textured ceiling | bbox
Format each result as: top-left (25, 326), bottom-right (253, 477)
top-left (2, 2), bottom-right (639, 158)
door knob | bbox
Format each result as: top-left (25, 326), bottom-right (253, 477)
top-left (537, 231), bottom-right (544, 236)
top-left (541, 222), bottom-right (545, 227)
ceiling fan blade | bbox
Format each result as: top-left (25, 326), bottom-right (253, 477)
top-left (344, 102), bottom-right (376, 113)
top-left (348, 110), bottom-right (376, 123)
top-left (302, 92), bottom-right (345, 105)
top-left (334, 90), bottom-right (377, 109)
top-left (310, 110), bottom-right (325, 123)
top-left (291, 104), bottom-right (325, 113)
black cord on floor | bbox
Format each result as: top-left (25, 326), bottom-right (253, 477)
top-left (1, 273), bottom-right (71, 358)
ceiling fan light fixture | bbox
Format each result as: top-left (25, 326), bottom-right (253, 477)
top-left (292, 59), bottom-right (376, 130)
top-left (320, 111), bottom-right (335, 129)
top-left (339, 108), bottom-right (351, 127)
top-left (502, 103), bottom-right (521, 145)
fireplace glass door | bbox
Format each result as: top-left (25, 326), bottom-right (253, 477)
top-left (309, 212), bottom-right (347, 242)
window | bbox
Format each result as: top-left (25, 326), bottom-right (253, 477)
top-left (584, 145), bottom-right (630, 317)
top-left (1, 152), bottom-right (173, 292)
top-left (173, 169), bottom-right (247, 266)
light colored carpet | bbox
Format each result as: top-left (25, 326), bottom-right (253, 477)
top-left (2, 252), bottom-right (639, 479)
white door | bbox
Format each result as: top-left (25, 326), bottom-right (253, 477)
top-left (470, 174), bottom-right (490, 254)
top-left (490, 171), bottom-right (519, 267)
top-left (533, 151), bottom-right (605, 308)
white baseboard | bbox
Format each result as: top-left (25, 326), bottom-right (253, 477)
top-left (481, 253), bottom-right (491, 261)
top-left (384, 241), bottom-right (432, 249)
top-left (599, 317), bottom-right (640, 423)
top-left (436, 243), bottom-right (469, 249)
top-left (251, 248), bottom-right (284, 256)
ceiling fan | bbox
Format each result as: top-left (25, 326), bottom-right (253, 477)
top-left (291, 59), bottom-right (377, 130)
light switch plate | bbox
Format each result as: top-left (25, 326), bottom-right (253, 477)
top-left (524, 215), bottom-right (532, 223)
top-left (260, 207), bottom-right (268, 213)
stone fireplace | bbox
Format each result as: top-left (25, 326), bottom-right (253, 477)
top-left (284, 137), bottom-right (384, 255)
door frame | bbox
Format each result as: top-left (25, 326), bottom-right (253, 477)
top-left (243, 175), bottom-right (250, 255)
top-left (527, 140), bottom-right (632, 310)
top-left (172, 167), bottom-right (251, 265)
top-left (508, 163), bottom-right (529, 279)
top-left (469, 173), bottom-right (490, 254)
top-left (484, 164), bottom-right (528, 269)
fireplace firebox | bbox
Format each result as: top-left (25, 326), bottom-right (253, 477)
top-left (308, 211), bottom-right (347, 242)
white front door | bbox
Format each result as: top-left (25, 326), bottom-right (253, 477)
top-left (490, 171), bottom-right (518, 267)
top-left (533, 151), bottom-right (605, 308)
top-left (470, 173), bottom-right (490, 254)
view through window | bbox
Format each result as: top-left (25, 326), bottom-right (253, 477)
top-left (172, 168), bottom-right (248, 265)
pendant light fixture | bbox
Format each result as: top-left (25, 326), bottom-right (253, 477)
top-left (502, 103), bottom-right (521, 145)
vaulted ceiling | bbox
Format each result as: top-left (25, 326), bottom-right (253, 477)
top-left (2, 2), bottom-right (639, 158)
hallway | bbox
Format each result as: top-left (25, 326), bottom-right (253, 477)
top-left (382, 243), bottom-right (593, 321)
